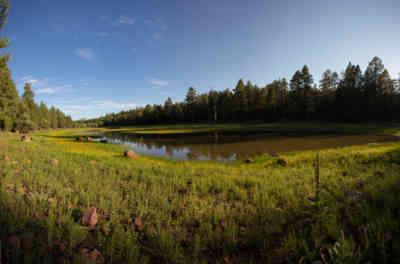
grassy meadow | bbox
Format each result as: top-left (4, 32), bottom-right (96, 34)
top-left (1, 123), bottom-right (400, 263)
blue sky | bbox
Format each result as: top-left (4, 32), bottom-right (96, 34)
top-left (5, 0), bottom-right (400, 119)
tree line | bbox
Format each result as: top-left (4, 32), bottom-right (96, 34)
top-left (80, 56), bottom-right (400, 127)
top-left (0, 0), bottom-right (73, 132)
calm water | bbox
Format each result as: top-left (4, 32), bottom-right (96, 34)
top-left (93, 131), bottom-right (399, 162)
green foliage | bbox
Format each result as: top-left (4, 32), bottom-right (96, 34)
top-left (0, 113), bottom-right (12, 131)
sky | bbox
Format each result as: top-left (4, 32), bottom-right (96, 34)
top-left (4, 0), bottom-right (400, 119)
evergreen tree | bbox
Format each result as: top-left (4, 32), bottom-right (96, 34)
top-left (208, 90), bottom-right (218, 122)
top-left (363, 56), bottom-right (385, 120)
top-left (335, 63), bottom-right (363, 121)
top-left (164, 97), bottom-right (173, 122)
top-left (39, 101), bottom-right (50, 129)
top-left (0, 0), bottom-right (18, 131)
top-left (185, 87), bottom-right (196, 122)
top-left (233, 79), bottom-right (248, 121)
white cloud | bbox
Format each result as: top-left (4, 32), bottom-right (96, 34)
top-left (36, 88), bottom-right (58, 94)
top-left (93, 100), bottom-right (137, 109)
top-left (36, 84), bottom-right (72, 94)
top-left (150, 79), bottom-right (168, 86)
top-left (57, 99), bottom-right (137, 120)
top-left (19, 76), bottom-right (47, 87)
top-left (75, 48), bottom-right (95, 60)
top-left (118, 15), bottom-right (135, 25)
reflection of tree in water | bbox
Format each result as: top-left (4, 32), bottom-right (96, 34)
top-left (165, 145), bottom-right (174, 157)
top-left (103, 132), bottom-right (397, 161)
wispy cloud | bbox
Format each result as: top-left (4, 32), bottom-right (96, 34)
top-left (57, 99), bottom-right (137, 119)
top-left (36, 84), bottom-right (72, 94)
top-left (150, 79), bottom-right (168, 86)
top-left (75, 48), bottom-right (95, 60)
top-left (93, 100), bottom-right (137, 109)
top-left (19, 76), bottom-right (47, 87)
top-left (118, 15), bottom-right (135, 25)
top-left (36, 88), bottom-right (59, 94)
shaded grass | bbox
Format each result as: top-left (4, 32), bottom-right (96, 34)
top-left (0, 124), bottom-right (400, 263)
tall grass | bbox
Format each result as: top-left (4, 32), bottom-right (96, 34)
top-left (0, 125), bottom-right (399, 263)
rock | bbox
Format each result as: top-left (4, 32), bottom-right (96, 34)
top-left (48, 197), bottom-right (57, 205)
top-left (3, 155), bottom-right (10, 161)
top-left (21, 135), bottom-right (31, 142)
top-left (21, 232), bottom-right (34, 250)
top-left (82, 207), bottom-right (98, 227)
top-left (134, 217), bottom-right (143, 232)
top-left (51, 159), bottom-right (59, 165)
top-left (124, 150), bottom-right (138, 159)
top-left (91, 249), bottom-right (105, 264)
top-left (80, 248), bottom-right (104, 264)
top-left (87, 137), bottom-right (93, 142)
top-left (276, 158), bottom-right (287, 167)
top-left (6, 183), bottom-right (14, 191)
top-left (178, 188), bottom-right (188, 195)
top-left (8, 235), bottom-right (21, 250)
top-left (244, 158), bottom-right (254, 163)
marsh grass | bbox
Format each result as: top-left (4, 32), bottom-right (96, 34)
top-left (0, 124), bottom-right (400, 263)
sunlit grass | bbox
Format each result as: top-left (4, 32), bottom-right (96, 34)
top-left (1, 124), bottom-right (400, 263)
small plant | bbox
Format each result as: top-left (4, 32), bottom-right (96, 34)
top-left (320, 231), bottom-right (363, 264)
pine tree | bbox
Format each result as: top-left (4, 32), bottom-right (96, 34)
top-left (0, 0), bottom-right (19, 131)
top-left (233, 79), bottom-right (248, 121)
top-left (185, 87), bottom-right (196, 122)
top-left (363, 56), bottom-right (385, 120)
top-left (208, 90), bottom-right (218, 123)
top-left (39, 101), bottom-right (50, 129)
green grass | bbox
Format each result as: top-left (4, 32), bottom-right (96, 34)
top-left (1, 123), bottom-right (400, 263)
top-left (81, 122), bottom-right (400, 135)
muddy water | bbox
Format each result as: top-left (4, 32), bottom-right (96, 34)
top-left (95, 131), bottom-right (399, 162)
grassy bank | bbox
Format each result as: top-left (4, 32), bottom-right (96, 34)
top-left (82, 122), bottom-right (400, 135)
top-left (1, 123), bottom-right (400, 263)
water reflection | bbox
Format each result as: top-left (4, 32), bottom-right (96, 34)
top-left (95, 131), bottom-right (399, 162)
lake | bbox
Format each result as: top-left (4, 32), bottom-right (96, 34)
top-left (92, 131), bottom-right (399, 162)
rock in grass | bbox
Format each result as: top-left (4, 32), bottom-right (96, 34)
top-left (276, 158), bottom-right (287, 167)
top-left (21, 135), bottom-right (31, 142)
top-left (134, 217), bottom-right (143, 232)
top-left (124, 150), bottom-right (138, 159)
top-left (3, 155), bottom-right (10, 161)
top-left (51, 159), bottom-right (59, 165)
top-left (244, 158), bottom-right (254, 163)
top-left (82, 207), bottom-right (98, 227)
top-left (80, 248), bottom-right (104, 264)
top-left (8, 235), bottom-right (21, 250)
